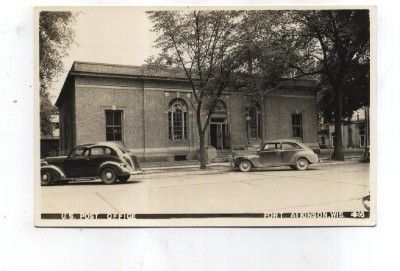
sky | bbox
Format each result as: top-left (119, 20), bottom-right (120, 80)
top-left (49, 7), bottom-right (160, 102)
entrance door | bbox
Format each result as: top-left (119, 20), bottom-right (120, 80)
top-left (210, 123), bottom-right (224, 149)
top-left (209, 119), bottom-right (229, 149)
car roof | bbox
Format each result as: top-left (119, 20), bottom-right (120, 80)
top-left (75, 142), bottom-right (122, 149)
top-left (262, 139), bottom-right (302, 144)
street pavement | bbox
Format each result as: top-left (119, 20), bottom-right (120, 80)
top-left (40, 162), bottom-right (370, 215)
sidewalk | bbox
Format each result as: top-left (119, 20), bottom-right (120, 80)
top-left (141, 157), bottom-right (365, 174)
top-left (319, 148), bottom-right (364, 160)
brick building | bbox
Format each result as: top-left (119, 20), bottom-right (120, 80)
top-left (56, 62), bottom-right (319, 161)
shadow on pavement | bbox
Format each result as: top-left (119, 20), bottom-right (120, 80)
top-left (251, 167), bottom-right (319, 172)
top-left (48, 180), bottom-right (142, 186)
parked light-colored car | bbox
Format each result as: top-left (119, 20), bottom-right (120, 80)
top-left (232, 139), bottom-right (319, 172)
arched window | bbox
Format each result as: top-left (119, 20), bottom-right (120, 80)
top-left (247, 103), bottom-right (262, 139)
top-left (168, 99), bottom-right (188, 140)
top-left (214, 100), bottom-right (227, 114)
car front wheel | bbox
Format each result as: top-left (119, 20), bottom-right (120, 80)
top-left (295, 158), bottom-right (309, 170)
top-left (101, 167), bottom-right (117, 184)
top-left (238, 160), bottom-right (252, 172)
top-left (41, 170), bottom-right (52, 186)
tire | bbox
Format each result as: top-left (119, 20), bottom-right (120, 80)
top-left (41, 170), bottom-right (52, 186)
top-left (118, 175), bottom-right (130, 183)
top-left (238, 160), bottom-right (252, 172)
top-left (101, 167), bottom-right (117, 184)
top-left (295, 158), bottom-right (309, 171)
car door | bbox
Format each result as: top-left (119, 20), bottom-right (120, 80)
top-left (281, 142), bottom-right (301, 164)
top-left (258, 142), bottom-right (283, 166)
top-left (86, 147), bottom-right (107, 177)
top-left (63, 147), bottom-right (90, 177)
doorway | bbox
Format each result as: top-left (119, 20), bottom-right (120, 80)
top-left (209, 118), bottom-right (229, 149)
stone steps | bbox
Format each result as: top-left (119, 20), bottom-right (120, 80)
top-left (211, 149), bottom-right (233, 162)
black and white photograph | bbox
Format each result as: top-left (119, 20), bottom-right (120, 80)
top-left (35, 6), bottom-right (375, 227)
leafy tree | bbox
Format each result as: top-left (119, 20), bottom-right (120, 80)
top-left (39, 11), bottom-right (77, 135)
top-left (281, 10), bottom-right (370, 160)
top-left (231, 11), bottom-right (292, 94)
top-left (147, 10), bottom-right (240, 169)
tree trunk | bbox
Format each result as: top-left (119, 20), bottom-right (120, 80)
top-left (332, 85), bottom-right (344, 160)
top-left (198, 129), bottom-right (207, 169)
top-left (196, 106), bottom-right (208, 170)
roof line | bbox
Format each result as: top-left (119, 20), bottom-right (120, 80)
top-left (70, 71), bottom-right (189, 81)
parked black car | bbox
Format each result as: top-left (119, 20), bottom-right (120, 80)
top-left (40, 142), bottom-right (142, 185)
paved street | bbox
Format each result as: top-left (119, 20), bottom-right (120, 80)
top-left (40, 162), bottom-right (370, 214)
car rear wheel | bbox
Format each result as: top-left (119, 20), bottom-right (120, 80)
top-left (118, 176), bottom-right (130, 183)
top-left (101, 167), bottom-right (117, 184)
top-left (295, 158), bottom-right (309, 170)
top-left (238, 160), bottom-right (252, 172)
top-left (41, 170), bottom-right (52, 186)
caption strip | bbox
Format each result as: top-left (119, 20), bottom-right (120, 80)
top-left (42, 211), bottom-right (369, 220)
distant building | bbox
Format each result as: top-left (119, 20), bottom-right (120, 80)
top-left (40, 114), bottom-right (60, 157)
top-left (319, 107), bottom-right (370, 149)
top-left (55, 62), bottom-right (320, 161)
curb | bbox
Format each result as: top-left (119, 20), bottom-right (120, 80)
top-left (141, 159), bottom-right (364, 174)
top-left (142, 163), bottom-right (230, 173)
top-left (316, 159), bottom-right (362, 166)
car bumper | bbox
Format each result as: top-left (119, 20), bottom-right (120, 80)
top-left (129, 170), bottom-right (143, 175)
top-left (119, 165), bottom-right (143, 176)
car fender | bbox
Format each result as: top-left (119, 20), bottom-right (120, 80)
top-left (41, 164), bottom-right (66, 180)
top-left (98, 161), bottom-right (128, 176)
top-left (236, 155), bottom-right (260, 167)
top-left (292, 151), bottom-right (316, 164)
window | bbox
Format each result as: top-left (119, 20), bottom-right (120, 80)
top-left (359, 123), bottom-right (366, 147)
top-left (263, 143), bottom-right (279, 151)
top-left (90, 147), bottom-right (104, 156)
top-left (214, 100), bottom-right (227, 114)
top-left (104, 147), bottom-right (117, 156)
top-left (360, 135), bottom-right (365, 147)
top-left (71, 147), bottom-right (89, 157)
top-left (292, 113), bottom-right (303, 138)
top-left (247, 104), bottom-right (262, 139)
top-left (106, 110), bottom-right (123, 141)
top-left (168, 99), bottom-right (188, 141)
top-left (282, 142), bottom-right (300, 150)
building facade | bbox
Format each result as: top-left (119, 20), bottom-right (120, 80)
top-left (56, 62), bottom-right (319, 161)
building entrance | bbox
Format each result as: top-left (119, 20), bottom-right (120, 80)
top-left (209, 118), bottom-right (229, 149)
